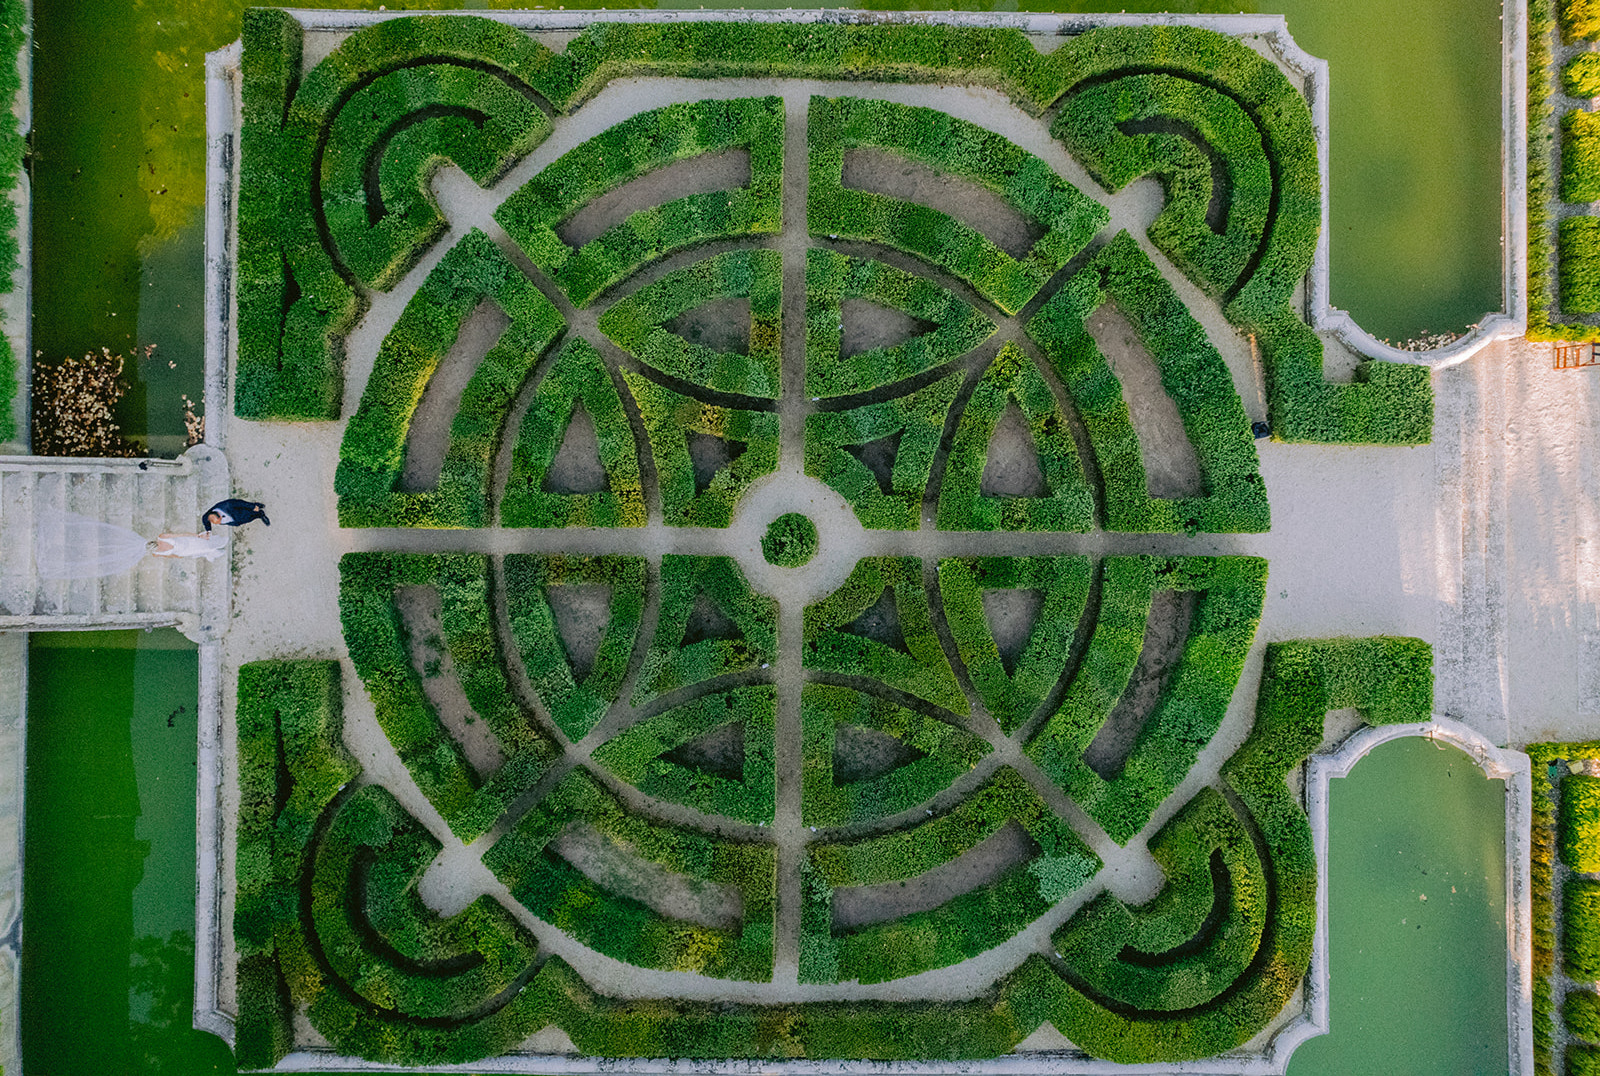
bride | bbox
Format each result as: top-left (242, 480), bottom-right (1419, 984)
top-left (33, 511), bottom-right (227, 580)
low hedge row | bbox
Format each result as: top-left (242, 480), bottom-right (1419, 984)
top-left (800, 683), bottom-right (991, 827)
top-left (1026, 233), bottom-right (1269, 534)
top-left (935, 343), bottom-right (1096, 533)
top-left (937, 555), bottom-right (1092, 734)
top-left (495, 96), bottom-right (783, 307)
top-left (336, 229), bottom-right (565, 528)
top-left (1569, 55), bottom-right (1600, 97)
top-left (1026, 555), bottom-right (1267, 844)
top-left (234, 660), bottom-right (357, 1069)
top-left (804, 249), bottom-right (996, 397)
top-left (1567, 110), bottom-right (1600, 203)
top-left (485, 768), bottom-right (776, 979)
top-left (1571, 990), bottom-right (1600, 1043)
top-left (1567, 0), bottom-right (1600, 41)
top-left (503, 553), bottom-right (646, 741)
top-left (500, 338), bottom-right (647, 529)
top-left (322, 62), bottom-right (550, 291)
top-left (311, 784), bottom-right (539, 1018)
top-left (1529, 0), bottom-right (1593, 342)
top-left (807, 95), bottom-right (1107, 316)
top-left (802, 556), bottom-right (967, 715)
top-left (592, 685), bottom-right (777, 823)
top-left (1054, 786), bottom-right (1265, 1012)
top-left (1565, 774), bottom-right (1600, 873)
top-left (623, 371), bottom-right (780, 528)
top-left (1571, 879), bottom-right (1600, 980)
top-left (1562, 215), bottom-right (1600, 316)
top-left (339, 552), bottom-right (559, 842)
top-left (633, 555), bottom-right (777, 704)
top-left (234, 659), bottom-right (548, 1067)
top-left (0, 0), bottom-right (22, 443)
top-left (599, 249), bottom-right (783, 398)
top-left (1054, 72), bottom-right (1270, 302)
top-left (802, 767), bottom-right (1099, 984)
top-left (804, 372), bottom-right (963, 530)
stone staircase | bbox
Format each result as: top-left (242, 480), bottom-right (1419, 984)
top-left (0, 446), bottom-right (232, 641)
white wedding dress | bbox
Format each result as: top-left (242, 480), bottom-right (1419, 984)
top-left (33, 511), bottom-right (225, 579)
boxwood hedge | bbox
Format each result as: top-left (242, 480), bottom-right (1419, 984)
top-left (1570, 879), bottom-right (1600, 980)
top-left (800, 683), bottom-right (991, 827)
top-left (802, 767), bottom-right (1099, 984)
top-left (1567, 110), bottom-right (1600, 204)
top-left (937, 555), bottom-right (1092, 733)
top-left (484, 768), bottom-right (776, 979)
top-left (1570, 990), bottom-right (1600, 1044)
top-left (802, 556), bottom-right (967, 715)
top-left (339, 552), bottom-right (559, 841)
top-left (336, 228), bottom-right (565, 528)
top-left (808, 95), bottom-right (1107, 316)
top-left (804, 371), bottom-right (963, 530)
top-left (499, 337), bottom-right (646, 529)
top-left (592, 685), bottom-right (777, 823)
top-left (503, 553), bottom-right (646, 741)
top-left (935, 343), bottom-right (1096, 533)
top-left (1027, 233), bottom-right (1268, 534)
top-left (804, 249), bottom-right (996, 397)
top-left (1562, 215), bottom-right (1600, 316)
top-left (599, 249), bottom-right (783, 398)
top-left (1564, 774), bottom-right (1600, 873)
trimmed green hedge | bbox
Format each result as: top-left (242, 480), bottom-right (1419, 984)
top-left (1027, 233), bottom-right (1269, 533)
top-left (496, 96), bottom-right (783, 307)
top-left (802, 768), bottom-right (1099, 983)
top-left (1054, 786), bottom-right (1265, 1012)
top-left (633, 555), bottom-right (777, 704)
top-left (311, 784), bottom-right (539, 1017)
top-left (1562, 215), bottom-right (1600, 315)
top-left (1569, 54), bottom-right (1600, 97)
top-left (1570, 878), bottom-right (1600, 979)
top-left (339, 552), bottom-right (559, 841)
top-left (802, 556), bottom-right (967, 715)
top-left (1566, 0), bottom-right (1600, 40)
top-left (1565, 774), bottom-right (1600, 873)
top-left (599, 249), bottom-right (782, 398)
top-left (804, 372), bottom-right (963, 530)
top-left (1570, 991), bottom-right (1600, 1043)
top-left (500, 337), bottom-right (646, 529)
top-left (761, 512), bottom-right (818, 567)
top-left (592, 686), bottom-right (777, 823)
top-left (503, 554), bottom-right (646, 740)
top-left (804, 249), bottom-right (996, 397)
top-left (937, 555), bottom-right (1091, 733)
top-left (935, 343), bottom-right (1096, 533)
top-left (0, 0), bottom-right (23, 444)
top-left (336, 229), bottom-right (565, 528)
top-left (800, 683), bottom-right (991, 827)
top-left (1026, 555), bottom-right (1267, 844)
top-left (624, 371), bottom-right (779, 528)
top-left (1568, 110), bottom-right (1600, 203)
top-left (485, 768), bottom-right (776, 979)
top-left (808, 95), bottom-right (1106, 316)
top-left (1574, 1044), bottom-right (1600, 1076)
top-left (235, 660), bottom-right (357, 1069)
top-left (1054, 72), bottom-right (1269, 302)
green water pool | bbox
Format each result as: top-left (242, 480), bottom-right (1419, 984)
top-left (21, 633), bottom-right (1514, 1073)
top-left (27, 0), bottom-right (1502, 449)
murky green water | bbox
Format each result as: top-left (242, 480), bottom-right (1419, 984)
top-left (22, 631), bottom-right (233, 1075)
top-left (1288, 735), bottom-right (1510, 1076)
top-left (28, 0), bottom-right (1500, 447)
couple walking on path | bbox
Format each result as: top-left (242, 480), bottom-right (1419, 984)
top-left (34, 497), bottom-right (271, 579)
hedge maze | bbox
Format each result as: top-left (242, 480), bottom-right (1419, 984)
top-left (232, 10), bottom-right (1439, 1067)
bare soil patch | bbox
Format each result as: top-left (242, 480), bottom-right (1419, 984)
top-left (394, 584), bottom-right (508, 778)
top-left (1085, 304), bottom-right (1204, 500)
top-left (980, 401), bottom-right (1048, 498)
top-left (400, 301), bottom-right (511, 493)
top-left (842, 147), bottom-right (1043, 259)
top-left (982, 587), bottom-right (1046, 677)
top-left (556, 148), bottom-right (752, 248)
top-left (546, 582), bottom-right (614, 681)
top-left (543, 401), bottom-right (609, 496)
top-left (831, 820), bottom-right (1037, 930)
top-left (665, 296), bottom-right (752, 354)
top-left (549, 824), bottom-right (744, 929)
top-left (833, 722), bottom-right (926, 785)
top-left (840, 297), bottom-right (937, 357)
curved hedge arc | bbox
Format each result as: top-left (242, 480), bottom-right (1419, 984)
top-left (1027, 232), bottom-right (1268, 534)
top-left (801, 767), bottom-right (1100, 984)
top-left (500, 337), bottom-right (647, 530)
top-left (632, 554), bottom-right (778, 705)
top-left (807, 95), bottom-right (1107, 316)
top-left (804, 249), bottom-right (996, 398)
top-left (804, 371), bottom-right (964, 531)
top-left (335, 228), bottom-right (566, 529)
top-left (800, 682), bottom-right (992, 828)
top-left (600, 248), bottom-right (783, 398)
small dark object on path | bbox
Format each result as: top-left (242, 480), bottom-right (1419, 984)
top-left (204, 498), bottom-right (271, 532)
top-left (1251, 420), bottom-right (1272, 440)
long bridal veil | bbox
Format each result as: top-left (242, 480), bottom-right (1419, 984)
top-left (33, 511), bottom-right (153, 580)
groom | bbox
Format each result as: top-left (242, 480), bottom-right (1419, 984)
top-left (203, 498), bottom-right (271, 533)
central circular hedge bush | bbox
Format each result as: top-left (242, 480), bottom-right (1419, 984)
top-left (761, 513), bottom-right (819, 567)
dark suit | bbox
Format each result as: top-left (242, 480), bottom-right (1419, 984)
top-left (203, 499), bottom-right (271, 532)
